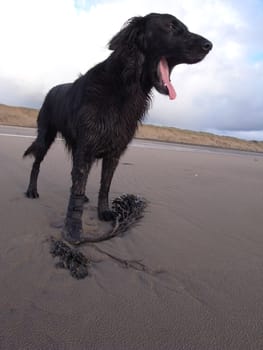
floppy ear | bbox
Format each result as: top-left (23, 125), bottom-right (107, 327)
top-left (108, 16), bottom-right (145, 51)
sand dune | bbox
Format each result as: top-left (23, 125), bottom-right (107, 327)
top-left (1, 103), bottom-right (263, 153)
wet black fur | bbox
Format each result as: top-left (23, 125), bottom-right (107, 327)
top-left (24, 13), bottom-right (212, 244)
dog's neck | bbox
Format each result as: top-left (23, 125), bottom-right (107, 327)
top-left (107, 47), bottom-right (153, 97)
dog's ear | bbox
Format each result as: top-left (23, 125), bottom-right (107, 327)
top-left (108, 16), bottom-right (146, 51)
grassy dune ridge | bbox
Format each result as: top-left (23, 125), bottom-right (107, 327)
top-left (1, 103), bottom-right (263, 153)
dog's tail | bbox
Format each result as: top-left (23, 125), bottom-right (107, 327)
top-left (23, 141), bottom-right (38, 158)
top-left (81, 194), bottom-right (147, 243)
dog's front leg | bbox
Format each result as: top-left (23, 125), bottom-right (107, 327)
top-left (62, 153), bottom-right (93, 244)
top-left (98, 156), bottom-right (119, 221)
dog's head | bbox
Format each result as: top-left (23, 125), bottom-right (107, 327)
top-left (109, 13), bottom-right (212, 99)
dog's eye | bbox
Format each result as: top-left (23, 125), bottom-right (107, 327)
top-left (169, 23), bottom-right (177, 31)
top-left (168, 23), bottom-right (185, 35)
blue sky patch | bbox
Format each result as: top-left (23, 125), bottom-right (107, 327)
top-left (250, 51), bottom-right (263, 62)
top-left (74, 0), bottom-right (106, 11)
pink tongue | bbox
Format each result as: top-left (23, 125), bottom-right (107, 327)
top-left (159, 58), bottom-right (176, 100)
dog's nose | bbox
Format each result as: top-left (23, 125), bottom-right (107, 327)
top-left (202, 40), bottom-right (213, 52)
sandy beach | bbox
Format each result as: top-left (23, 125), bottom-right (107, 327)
top-left (1, 126), bottom-right (263, 350)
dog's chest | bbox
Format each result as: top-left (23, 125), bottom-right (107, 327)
top-left (96, 117), bottom-right (137, 158)
top-left (95, 102), bottom-right (147, 158)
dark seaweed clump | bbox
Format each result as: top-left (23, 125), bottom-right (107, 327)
top-left (50, 194), bottom-right (146, 279)
top-left (50, 239), bottom-right (89, 279)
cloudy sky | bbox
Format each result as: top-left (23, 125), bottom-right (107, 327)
top-left (0, 0), bottom-right (262, 140)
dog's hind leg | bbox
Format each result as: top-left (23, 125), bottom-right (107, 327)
top-left (98, 156), bottom-right (119, 221)
top-left (24, 126), bottom-right (57, 198)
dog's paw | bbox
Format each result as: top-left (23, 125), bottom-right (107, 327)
top-left (98, 210), bottom-right (116, 222)
top-left (25, 188), bottom-right (39, 199)
top-left (62, 220), bottom-right (84, 245)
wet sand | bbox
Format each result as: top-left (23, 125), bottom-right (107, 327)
top-left (1, 126), bottom-right (263, 349)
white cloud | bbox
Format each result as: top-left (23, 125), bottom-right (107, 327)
top-left (0, 0), bottom-right (262, 138)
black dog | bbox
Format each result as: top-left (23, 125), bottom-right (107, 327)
top-left (24, 13), bottom-right (212, 244)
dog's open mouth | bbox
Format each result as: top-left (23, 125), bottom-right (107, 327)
top-left (157, 57), bottom-right (176, 100)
